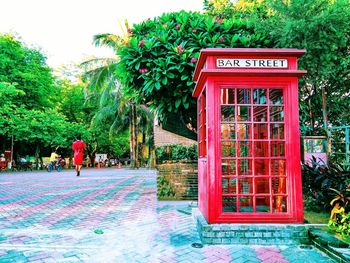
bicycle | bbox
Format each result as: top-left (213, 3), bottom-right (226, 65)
top-left (47, 161), bottom-right (62, 172)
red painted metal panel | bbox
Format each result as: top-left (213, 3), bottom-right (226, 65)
top-left (198, 158), bottom-right (209, 220)
top-left (193, 48), bottom-right (306, 81)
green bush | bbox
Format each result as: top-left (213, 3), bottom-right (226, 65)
top-left (171, 144), bottom-right (188, 160)
top-left (155, 146), bottom-right (170, 163)
top-left (328, 212), bottom-right (350, 238)
top-left (186, 144), bottom-right (198, 160)
top-left (302, 157), bottom-right (350, 212)
top-left (155, 144), bottom-right (197, 163)
top-left (157, 175), bottom-right (176, 199)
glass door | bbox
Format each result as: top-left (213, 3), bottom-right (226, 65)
top-left (221, 86), bottom-right (287, 214)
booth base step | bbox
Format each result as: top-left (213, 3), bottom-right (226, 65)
top-left (193, 208), bottom-right (309, 245)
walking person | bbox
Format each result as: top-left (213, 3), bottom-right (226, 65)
top-left (72, 136), bottom-right (86, 176)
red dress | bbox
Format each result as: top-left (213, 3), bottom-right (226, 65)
top-left (72, 140), bottom-right (86, 165)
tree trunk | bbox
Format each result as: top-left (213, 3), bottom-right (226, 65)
top-left (130, 103), bottom-right (139, 168)
top-left (308, 87), bottom-right (314, 131)
top-left (321, 86), bottom-right (331, 162)
top-left (87, 143), bottom-right (97, 167)
top-left (130, 105), bottom-right (134, 167)
top-left (35, 145), bottom-right (40, 170)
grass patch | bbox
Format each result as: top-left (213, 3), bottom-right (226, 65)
top-left (304, 210), bottom-right (329, 224)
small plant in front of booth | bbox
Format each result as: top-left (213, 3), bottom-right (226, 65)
top-left (157, 175), bottom-right (176, 199)
top-left (327, 187), bottom-right (350, 241)
top-left (328, 211), bottom-right (350, 240)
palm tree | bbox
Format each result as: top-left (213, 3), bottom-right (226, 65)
top-left (81, 26), bottom-right (153, 168)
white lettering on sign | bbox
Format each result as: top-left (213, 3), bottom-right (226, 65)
top-left (216, 59), bottom-right (288, 68)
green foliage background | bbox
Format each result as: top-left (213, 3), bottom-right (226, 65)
top-left (0, 34), bottom-right (129, 163)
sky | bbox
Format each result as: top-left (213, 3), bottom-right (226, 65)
top-left (0, 0), bottom-right (203, 69)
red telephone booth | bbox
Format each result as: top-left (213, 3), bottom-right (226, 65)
top-left (193, 48), bottom-right (306, 223)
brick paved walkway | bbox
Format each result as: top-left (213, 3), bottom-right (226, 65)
top-left (0, 168), bottom-right (334, 262)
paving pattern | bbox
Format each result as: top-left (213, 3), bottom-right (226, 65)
top-left (0, 168), bottom-right (334, 262)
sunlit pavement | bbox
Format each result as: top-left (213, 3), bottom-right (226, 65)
top-left (0, 168), bottom-right (333, 262)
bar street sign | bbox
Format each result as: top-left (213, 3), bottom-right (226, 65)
top-left (216, 58), bottom-right (288, 68)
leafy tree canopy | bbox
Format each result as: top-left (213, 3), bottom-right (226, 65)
top-left (116, 10), bottom-right (274, 129)
top-left (255, 0), bottom-right (350, 133)
top-left (0, 34), bottom-right (58, 109)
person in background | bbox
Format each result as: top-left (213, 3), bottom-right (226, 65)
top-left (72, 136), bottom-right (86, 176)
top-left (49, 149), bottom-right (59, 166)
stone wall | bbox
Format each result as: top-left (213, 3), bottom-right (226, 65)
top-left (157, 161), bottom-right (198, 200)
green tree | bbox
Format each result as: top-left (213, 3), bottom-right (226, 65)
top-left (255, 0), bottom-right (350, 134)
top-left (203, 0), bottom-right (268, 19)
top-left (82, 29), bottom-right (154, 168)
top-left (0, 85), bottom-right (74, 166)
top-left (116, 10), bottom-right (273, 130)
top-left (0, 34), bottom-right (58, 109)
top-left (0, 34), bottom-right (82, 165)
top-left (253, 0), bottom-right (350, 163)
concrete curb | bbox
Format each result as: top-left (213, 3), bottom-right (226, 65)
top-left (309, 228), bottom-right (350, 262)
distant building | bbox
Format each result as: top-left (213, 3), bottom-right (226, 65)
top-left (153, 114), bottom-right (197, 147)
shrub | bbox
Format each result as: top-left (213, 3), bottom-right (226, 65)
top-left (302, 157), bottom-right (350, 212)
top-left (155, 144), bottom-right (197, 163)
top-left (328, 212), bottom-right (350, 238)
top-left (171, 144), bottom-right (188, 160)
top-left (157, 175), bottom-right (176, 198)
top-left (155, 146), bottom-right (170, 163)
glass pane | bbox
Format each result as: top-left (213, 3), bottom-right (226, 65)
top-left (269, 89), bottom-right (283, 104)
top-left (254, 124), bottom-right (268, 139)
top-left (270, 106), bottom-right (284, 122)
top-left (221, 88), bottom-right (235, 104)
top-left (222, 142), bottom-right (236, 157)
top-left (222, 196), bottom-right (237, 212)
top-left (222, 178), bottom-right (237, 194)
top-left (238, 141), bottom-right (252, 157)
top-left (253, 106), bottom-right (267, 122)
top-left (238, 159), bottom-right (252, 175)
top-left (253, 89), bottom-right (267, 104)
top-left (221, 106), bottom-right (235, 122)
top-left (256, 178), bottom-right (269, 194)
top-left (237, 124), bottom-right (251, 139)
top-left (237, 106), bottom-right (251, 121)
top-left (272, 177), bottom-right (286, 194)
top-left (256, 197), bottom-right (270, 212)
top-left (271, 142), bottom-right (285, 157)
top-left (221, 124), bottom-right (235, 139)
top-left (274, 196), bottom-right (287, 212)
top-left (239, 196), bottom-right (253, 212)
top-left (254, 159), bottom-right (269, 176)
top-left (239, 178), bottom-right (252, 194)
top-left (237, 89), bottom-right (251, 104)
top-left (270, 124), bottom-right (284, 139)
top-left (222, 160), bottom-right (236, 176)
top-left (271, 160), bottom-right (286, 175)
top-left (254, 141), bottom-right (269, 157)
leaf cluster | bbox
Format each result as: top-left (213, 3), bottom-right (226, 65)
top-left (116, 10), bottom-right (274, 127)
top-left (255, 0), bottom-right (350, 133)
top-left (155, 144), bottom-right (198, 163)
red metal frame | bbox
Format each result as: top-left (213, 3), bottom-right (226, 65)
top-left (193, 48), bottom-right (306, 224)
